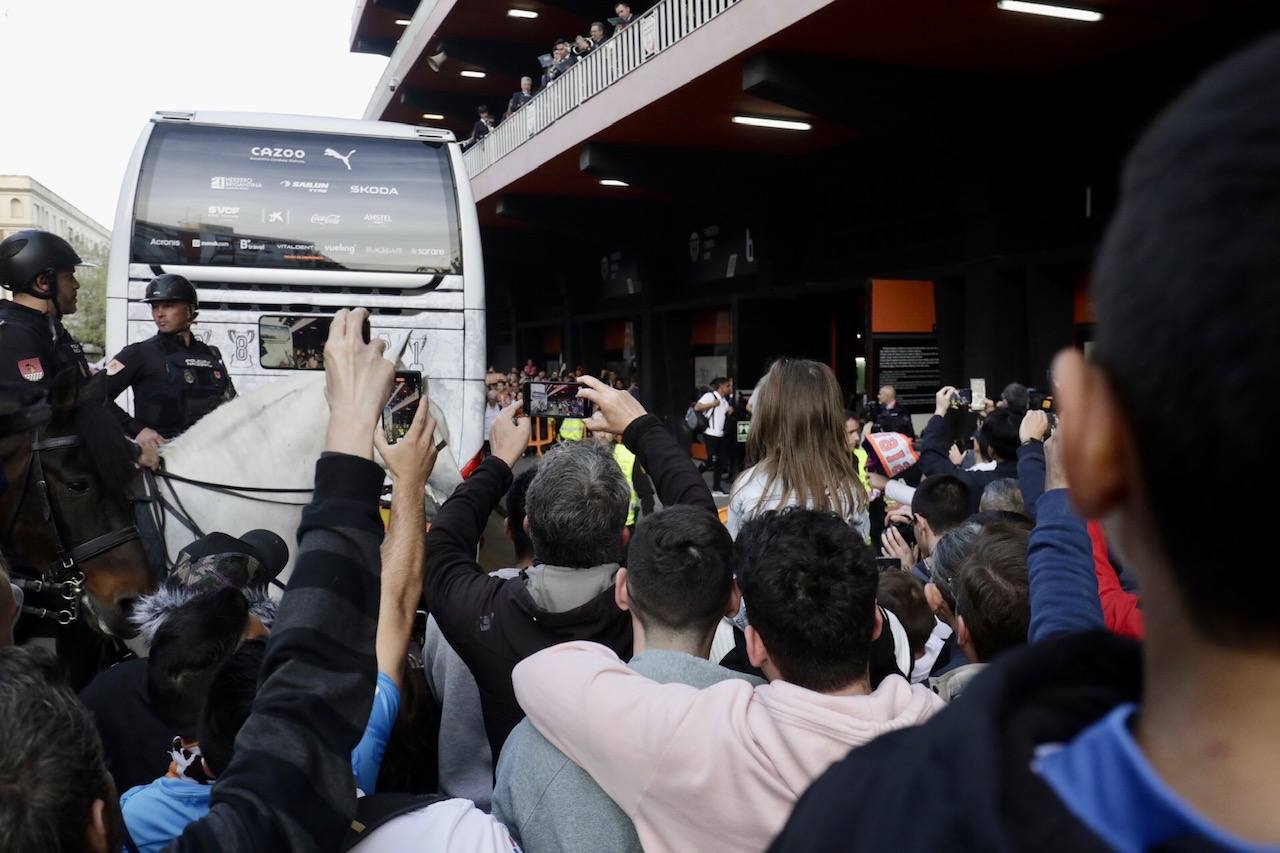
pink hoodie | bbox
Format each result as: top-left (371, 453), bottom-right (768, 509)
top-left (512, 641), bottom-right (944, 852)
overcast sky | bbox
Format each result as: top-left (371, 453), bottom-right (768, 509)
top-left (0, 0), bottom-right (389, 228)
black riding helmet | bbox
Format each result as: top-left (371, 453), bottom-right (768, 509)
top-left (143, 274), bottom-right (199, 309)
top-left (0, 229), bottom-right (93, 295)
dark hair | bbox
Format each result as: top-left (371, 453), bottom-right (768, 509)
top-left (198, 639), bottom-right (266, 777)
top-left (974, 409), bottom-right (1020, 462)
top-left (375, 666), bottom-right (441, 795)
top-left (999, 382), bottom-right (1029, 414)
top-left (877, 572), bottom-right (934, 661)
top-left (954, 527), bottom-right (1030, 662)
top-left (591, 20), bottom-right (606, 31)
top-left (1091, 34), bottom-right (1280, 648)
top-left (626, 505), bottom-right (733, 636)
top-left (736, 508), bottom-right (878, 691)
top-left (477, 105), bottom-right (490, 115)
top-left (0, 646), bottom-right (121, 852)
top-left (147, 587), bottom-right (249, 735)
top-left (709, 376), bottom-right (727, 389)
top-left (912, 475), bottom-right (970, 535)
top-left (506, 465), bottom-right (538, 561)
top-left (968, 510), bottom-right (1034, 533)
top-left (980, 478), bottom-right (1026, 516)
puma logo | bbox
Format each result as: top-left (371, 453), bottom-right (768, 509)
top-left (323, 148), bottom-right (356, 170)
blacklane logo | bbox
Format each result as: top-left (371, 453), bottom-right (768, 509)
top-left (350, 185), bottom-right (399, 195)
top-left (250, 146), bottom-right (306, 163)
top-left (324, 148), bottom-right (356, 170)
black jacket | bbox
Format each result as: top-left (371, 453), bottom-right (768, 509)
top-left (424, 414), bottom-right (713, 762)
top-left (769, 632), bottom-right (1141, 852)
top-left (919, 414), bottom-right (1018, 512)
top-left (106, 332), bottom-right (236, 438)
top-left (0, 298), bottom-right (90, 389)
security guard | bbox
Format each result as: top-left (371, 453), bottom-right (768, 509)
top-left (106, 274), bottom-right (236, 444)
top-left (0, 229), bottom-right (97, 390)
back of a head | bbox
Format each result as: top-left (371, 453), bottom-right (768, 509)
top-left (954, 526), bottom-right (1030, 662)
top-left (0, 646), bottom-right (120, 852)
top-left (506, 465), bottom-right (538, 562)
top-left (877, 572), bottom-right (934, 661)
top-left (1092, 34), bottom-right (1280, 647)
top-left (975, 409), bottom-right (1020, 462)
top-left (979, 478), bottom-right (1026, 517)
top-left (735, 508), bottom-right (877, 691)
top-left (744, 358), bottom-right (865, 517)
top-left (912, 475), bottom-right (970, 535)
top-left (927, 519), bottom-right (985, 610)
top-left (625, 505), bottom-right (733, 638)
top-left (198, 639), bottom-right (267, 778)
top-left (999, 382), bottom-right (1029, 415)
top-left (147, 586), bottom-right (249, 734)
top-left (525, 441), bottom-right (630, 567)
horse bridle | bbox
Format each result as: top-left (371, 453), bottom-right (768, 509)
top-left (3, 430), bottom-right (141, 625)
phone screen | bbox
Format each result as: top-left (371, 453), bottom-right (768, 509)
top-left (382, 370), bottom-right (422, 444)
top-left (875, 556), bottom-right (901, 573)
top-left (523, 381), bottom-right (589, 419)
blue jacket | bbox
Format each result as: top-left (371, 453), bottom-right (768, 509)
top-left (120, 777), bottom-right (212, 853)
top-left (1027, 489), bottom-right (1105, 643)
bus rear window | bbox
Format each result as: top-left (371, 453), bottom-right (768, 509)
top-left (131, 122), bottom-right (462, 275)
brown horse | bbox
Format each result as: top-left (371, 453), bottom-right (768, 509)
top-left (1, 368), bottom-right (153, 657)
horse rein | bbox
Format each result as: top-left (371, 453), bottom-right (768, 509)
top-left (4, 431), bottom-right (142, 626)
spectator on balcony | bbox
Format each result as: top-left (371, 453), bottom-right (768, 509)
top-left (509, 77), bottom-right (535, 114)
top-left (613, 2), bottom-right (636, 28)
top-left (590, 21), bottom-right (609, 47)
top-left (465, 106), bottom-right (496, 148)
top-left (572, 35), bottom-right (593, 58)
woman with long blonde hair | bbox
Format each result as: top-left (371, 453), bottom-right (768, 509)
top-left (727, 359), bottom-right (869, 540)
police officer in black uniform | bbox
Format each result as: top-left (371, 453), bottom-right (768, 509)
top-left (105, 274), bottom-right (236, 445)
top-left (0, 229), bottom-right (97, 389)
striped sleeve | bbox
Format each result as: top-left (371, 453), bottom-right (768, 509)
top-left (170, 453), bottom-right (386, 853)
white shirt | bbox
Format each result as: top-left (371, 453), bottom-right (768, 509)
top-left (349, 797), bottom-right (521, 852)
top-left (698, 391), bottom-right (730, 437)
top-left (727, 464), bottom-right (870, 542)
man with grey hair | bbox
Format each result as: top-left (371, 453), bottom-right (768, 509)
top-left (424, 377), bottom-right (714, 761)
top-left (979, 478), bottom-right (1027, 517)
top-left (508, 76), bottom-right (534, 114)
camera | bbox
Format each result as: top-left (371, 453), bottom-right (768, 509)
top-left (1027, 388), bottom-right (1054, 411)
top-left (891, 520), bottom-right (916, 547)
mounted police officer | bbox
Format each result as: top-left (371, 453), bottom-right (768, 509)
top-left (0, 229), bottom-right (97, 389)
top-left (105, 274), bottom-right (236, 446)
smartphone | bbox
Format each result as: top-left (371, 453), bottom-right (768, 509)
top-left (523, 381), bottom-right (589, 419)
top-left (382, 370), bottom-right (423, 444)
top-left (875, 556), bottom-right (901, 573)
top-left (969, 378), bottom-right (986, 408)
top-left (950, 387), bottom-right (974, 409)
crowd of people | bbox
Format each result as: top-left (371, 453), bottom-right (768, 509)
top-left (464, 2), bottom-right (639, 147)
top-left (3, 33), bottom-right (1280, 853)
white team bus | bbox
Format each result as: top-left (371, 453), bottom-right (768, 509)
top-left (105, 110), bottom-right (485, 459)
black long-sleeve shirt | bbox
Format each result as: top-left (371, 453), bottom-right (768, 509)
top-left (918, 414), bottom-right (1018, 513)
top-left (424, 414), bottom-right (713, 761)
top-left (171, 453), bottom-right (385, 853)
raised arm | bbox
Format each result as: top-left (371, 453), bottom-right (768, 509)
top-left (580, 376), bottom-right (715, 514)
top-left (1017, 410), bottom-right (1049, 519)
top-left (172, 307), bottom-right (393, 853)
top-left (423, 400), bottom-right (528, 638)
top-left (1027, 436), bottom-right (1105, 643)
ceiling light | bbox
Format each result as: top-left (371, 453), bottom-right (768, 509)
top-left (460, 70), bottom-right (487, 78)
top-left (507, 9), bottom-right (539, 18)
top-left (996, 1), bottom-right (1102, 22)
top-left (394, 18), bottom-right (412, 25)
top-left (731, 115), bottom-right (812, 131)
top-left (421, 113), bottom-right (444, 120)
top-left (599, 179), bottom-right (629, 187)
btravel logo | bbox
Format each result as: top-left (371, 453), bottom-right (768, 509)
top-left (211, 176), bottom-right (262, 191)
top-left (350, 185), bottom-right (399, 195)
top-left (250, 146), bottom-right (306, 164)
top-left (323, 148), bottom-right (356, 170)
top-left (239, 238), bottom-right (265, 251)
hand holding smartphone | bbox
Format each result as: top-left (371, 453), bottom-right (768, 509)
top-left (383, 370), bottom-right (423, 444)
top-left (523, 380), bottom-right (591, 419)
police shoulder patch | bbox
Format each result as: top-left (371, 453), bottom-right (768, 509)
top-left (105, 358), bottom-right (126, 376)
top-left (17, 357), bottom-right (44, 382)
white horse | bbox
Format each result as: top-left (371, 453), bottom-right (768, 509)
top-left (152, 372), bottom-right (462, 582)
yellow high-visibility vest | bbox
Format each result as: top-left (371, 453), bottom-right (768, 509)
top-left (559, 418), bottom-right (585, 441)
top-left (613, 442), bottom-right (640, 527)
